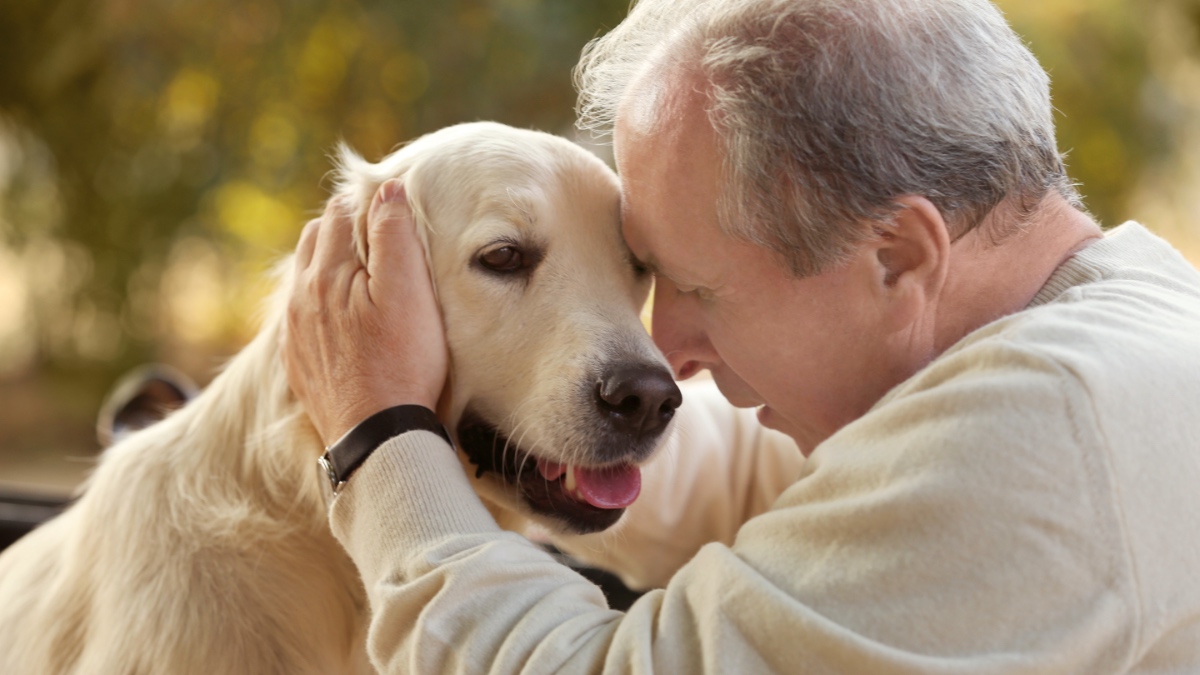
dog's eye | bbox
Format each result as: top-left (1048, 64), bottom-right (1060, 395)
top-left (479, 245), bottom-right (524, 273)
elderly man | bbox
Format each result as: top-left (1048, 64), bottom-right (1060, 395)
top-left (284, 0), bottom-right (1200, 671)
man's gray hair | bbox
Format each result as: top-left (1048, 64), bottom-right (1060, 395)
top-left (575, 0), bottom-right (1082, 275)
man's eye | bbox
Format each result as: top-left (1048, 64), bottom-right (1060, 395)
top-left (674, 282), bottom-right (716, 302)
top-left (478, 246), bottom-right (524, 273)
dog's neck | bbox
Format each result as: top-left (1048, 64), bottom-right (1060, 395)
top-left (90, 291), bottom-right (331, 532)
top-left (188, 315), bottom-right (328, 522)
top-left (66, 298), bottom-right (369, 671)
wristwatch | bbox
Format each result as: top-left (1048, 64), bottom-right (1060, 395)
top-left (317, 404), bottom-right (452, 495)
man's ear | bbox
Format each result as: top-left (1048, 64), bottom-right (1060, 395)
top-left (869, 195), bottom-right (951, 327)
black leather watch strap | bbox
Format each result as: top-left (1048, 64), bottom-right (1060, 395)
top-left (317, 404), bottom-right (451, 494)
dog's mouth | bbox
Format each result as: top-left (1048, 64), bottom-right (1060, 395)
top-left (456, 410), bottom-right (641, 533)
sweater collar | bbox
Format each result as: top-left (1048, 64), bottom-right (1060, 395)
top-left (1028, 221), bottom-right (1156, 308)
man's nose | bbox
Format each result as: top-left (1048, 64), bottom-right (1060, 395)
top-left (650, 282), bottom-right (709, 380)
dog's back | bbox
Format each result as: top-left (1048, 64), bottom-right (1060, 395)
top-left (0, 319), bottom-right (370, 674)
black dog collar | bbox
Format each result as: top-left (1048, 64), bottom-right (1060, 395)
top-left (317, 404), bottom-right (452, 495)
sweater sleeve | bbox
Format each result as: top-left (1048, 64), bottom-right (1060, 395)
top-left (544, 378), bottom-right (805, 590)
top-left (329, 339), bottom-right (1137, 674)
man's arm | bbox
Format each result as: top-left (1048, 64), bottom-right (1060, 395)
top-left (330, 340), bottom-right (1137, 674)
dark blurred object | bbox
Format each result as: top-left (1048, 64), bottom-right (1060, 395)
top-left (95, 364), bottom-right (197, 447)
top-left (0, 488), bottom-right (70, 552)
top-left (544, 544), bottom-right (647, 611)
top-left (1, 363), bottom-right (197, 553)
top-left (572, 563), bottom-right (647, 612)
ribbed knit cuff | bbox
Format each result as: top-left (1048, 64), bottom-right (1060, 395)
top-left (328, 430), bottom-right (501, 584)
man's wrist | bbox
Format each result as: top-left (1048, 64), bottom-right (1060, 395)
top-left (318, 404), bottom-right (452, 495)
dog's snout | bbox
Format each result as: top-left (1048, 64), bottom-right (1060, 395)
top-left (595, 365), bottom-right (682, 439)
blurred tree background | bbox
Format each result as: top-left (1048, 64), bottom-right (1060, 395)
top-left (1, 0), bottom-right (1198, 492)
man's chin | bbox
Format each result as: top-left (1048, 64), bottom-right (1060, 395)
top-left (755, 404), bottom-right (778, 429)
top-left (709, 373), bottom-right (812, 448)
top-left (757, 406), bottom-right (818, 456)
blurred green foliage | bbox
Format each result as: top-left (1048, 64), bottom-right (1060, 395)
top-left (0, 0), bottom-right (629, 477)
top-left (1002, 0), bottom-right (1165, 223)
top-left (1, 0), bottom-right (1198, 484)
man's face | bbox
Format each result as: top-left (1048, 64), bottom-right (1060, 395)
top-left (614, 82), bottom-right (914, 453)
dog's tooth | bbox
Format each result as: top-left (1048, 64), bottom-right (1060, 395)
top-left (564, 466), bottom-right (577, 492)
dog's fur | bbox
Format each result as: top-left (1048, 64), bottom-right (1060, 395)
top-left (0, 122), bottom-right (672, 674)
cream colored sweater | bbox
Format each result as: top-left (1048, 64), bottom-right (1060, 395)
top-left (330, 222), bottom-right (1200, 674)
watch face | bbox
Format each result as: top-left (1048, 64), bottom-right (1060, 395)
top-left (317, 453), bottom-right (342, 494)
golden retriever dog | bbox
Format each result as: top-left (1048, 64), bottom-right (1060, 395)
top-left (0, 122), bottom-right (680, 674)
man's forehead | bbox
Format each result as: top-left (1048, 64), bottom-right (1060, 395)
top-left (614, 72), bottom-right (706, 194)
top-left (617, 192), bottom-right (637, 244)
top-left (613, 61), bottom-right (714, 276)
top-left (615, 54), bottom-right (702, 149)
top-left (618, 74), bottom-right (672, 138)
top-left (617, 190), bottom-right (664, 275)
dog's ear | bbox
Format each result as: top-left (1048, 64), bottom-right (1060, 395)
top-left (332, 143), bottom-right (436, 297)
top-left (331, 142), bottom-right (385, 267)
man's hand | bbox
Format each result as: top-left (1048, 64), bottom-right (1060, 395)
top-left (283, 179), bottom-right (448, 446)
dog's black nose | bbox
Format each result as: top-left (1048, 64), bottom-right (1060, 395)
top-left (595, 365), bottom-right (682, 439)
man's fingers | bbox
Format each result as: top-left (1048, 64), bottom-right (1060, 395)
top-left (366, 179), bottom-right (430, 297)
top-left (284, 178), bottom-right (450, 439)
top-left (312, 196), bottom-right (357, 273)
top-left (294, 218), bottom-right (321, 272)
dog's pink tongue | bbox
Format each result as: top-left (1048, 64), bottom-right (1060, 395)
top-left (574, 465), bottom-right (641, 509)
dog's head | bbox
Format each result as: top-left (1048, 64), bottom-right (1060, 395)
top-left (335, 122), bottom-right (679, 534)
